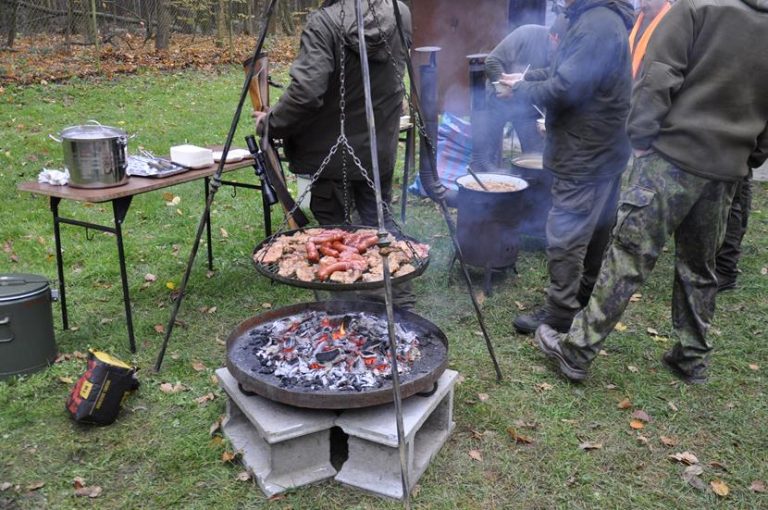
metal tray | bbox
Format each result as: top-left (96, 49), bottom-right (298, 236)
top-left (252, 225), bottom-right (429, 291)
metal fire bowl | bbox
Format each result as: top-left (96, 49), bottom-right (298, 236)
top-left (226, 301), bottom-right (449, 409)
top-left (252, 225), bottom-right (429, 291)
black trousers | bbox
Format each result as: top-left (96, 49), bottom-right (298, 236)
top-left (715, 170), bottom-right (752, 281)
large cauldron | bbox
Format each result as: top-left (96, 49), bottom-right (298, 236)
top-left (510, 154), bottom-right (552, 241)
top-left (455, 173), bottom-right (528, 269)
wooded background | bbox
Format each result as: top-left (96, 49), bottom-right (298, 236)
top-left (0, 0), bottom-right (321, 52)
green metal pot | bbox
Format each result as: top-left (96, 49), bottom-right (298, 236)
top-left (0, 274), bottom-right (58, 380)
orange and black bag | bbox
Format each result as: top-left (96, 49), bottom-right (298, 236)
top-left (66, 349), bottom-right (139, 425)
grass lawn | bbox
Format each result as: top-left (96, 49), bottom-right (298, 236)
top-left (1, 66), bottom-right (767, 509)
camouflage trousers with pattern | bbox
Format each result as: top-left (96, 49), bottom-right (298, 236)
top-left (561, 152), bottom-right (738, 371)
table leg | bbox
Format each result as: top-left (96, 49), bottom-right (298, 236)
top-left (204, 177), bottom-right (214, 270)
top-left (401, 125), bottom-right (415, 224)
top-left (51, 197), bottom-right (68, 330)
top-left (261, 186), bottom-right (272, 237)
top-left (113, 197), bottom-right (136, 353)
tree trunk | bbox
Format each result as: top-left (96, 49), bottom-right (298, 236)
top-left (156, 0), bottom-right (171, 49)
top-left (215, 0), bottom-right (227, 48)
top-left (277, 0), bottom-right (294, 35)
top-left (3, 0), bottom-right (20, 48)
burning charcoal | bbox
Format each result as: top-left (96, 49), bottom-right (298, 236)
top-left (258, 365), bottom-right (276, 375)
top-left (315, 348), bottom-right (341, 364)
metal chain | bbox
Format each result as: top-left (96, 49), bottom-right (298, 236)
top-left (339, 0), bottom-right (352, 223)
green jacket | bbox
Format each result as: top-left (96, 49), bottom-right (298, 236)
top-left (513, 0), bottom-right (635, 181)
top-left (268, 0), bottom-right (411, 181)
top-left (628, 0), bottom-right (768, 180)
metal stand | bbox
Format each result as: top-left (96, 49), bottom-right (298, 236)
top-left (154, 0), bottom-right (279, 371)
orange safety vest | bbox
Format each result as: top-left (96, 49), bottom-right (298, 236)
top-left (628, 2), bottom-right (672, 79)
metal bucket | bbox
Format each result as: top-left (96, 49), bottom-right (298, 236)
top-left (0, 274), bottom-right (58, 380)
top-left (51, 121), bottom-right (129, 189)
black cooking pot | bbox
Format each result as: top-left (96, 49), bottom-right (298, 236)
top-left (455, 173), bottom-right (528, 268)
top-left (510, 154), bottom-right (552, 241)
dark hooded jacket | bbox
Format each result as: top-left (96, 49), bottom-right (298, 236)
top-left (513, 0), bottom-right (635, 181)
top-left (268, 0), bottom-right (411, 181)
top-left (628, 0), bottom-right (768, 180)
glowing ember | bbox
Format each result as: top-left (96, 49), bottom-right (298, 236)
top-left (241, 312), bottom-right (423, 392)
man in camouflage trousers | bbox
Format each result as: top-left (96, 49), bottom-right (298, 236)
top-left (534, 0), bottom-right (768, 384)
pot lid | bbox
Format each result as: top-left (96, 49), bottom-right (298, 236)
top-left (0, 274), bottom-right (49, 301)
top-left (61, 124), bottom-right (126, 140)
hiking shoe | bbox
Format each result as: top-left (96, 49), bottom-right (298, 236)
top-left (534, 324), bottom-right (588, 382)
top-left (514, 308), bottom-right (571, 335)
top-left (661, 351), bottom-right (708, 385)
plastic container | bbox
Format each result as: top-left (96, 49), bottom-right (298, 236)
top-left (170, 145), bottom-right (214, 169)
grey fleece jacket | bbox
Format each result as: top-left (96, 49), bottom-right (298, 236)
top-left (268, 0), bottom-right (411, 181)
top-left (627, 0), bottom-right (768, 180)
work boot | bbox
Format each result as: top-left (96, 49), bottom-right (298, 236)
top-left (513, 307), bottom-right (571, 335)
top-left (534, 324), bottom-right (588, 382)
top-left (661, 350), bottom-right (709, 385)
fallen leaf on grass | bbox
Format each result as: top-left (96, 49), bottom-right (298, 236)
top-left (26, 481), bottom-right (44, 491)
top-left (647, 327), bottom-right (660, 336)
top-left (73, 351), bottom-right (87, 360)
top-left (598, 349), bottom-right (609, 356)
top-left (617, 398), bottom-right (632, 410)
top-left (58, 376), bottom-right (74, 385)
top-left (627, 365), bottom-right (639, 373)
top-left (236, 471), bottom-right (251, 482)
top-left (195, 393), bottom-right (215, 405)
top-left (668, 401), bottom-right (679, 412)
top-left (631, 410), bottom-right (651, 422)
top-left (478, 393), bottom-right (489, 402)
top-left (579, 442), bottom-right (603, 451)
top-left (206, 270), bottom-right (215, 279)
top-left (710, 479), bottom-right (730, 497)
top-left (153, 324), bottom-right (165, 334)
top-left (629, 293), bottom-right (642, 302)
top-left (749, 363), bottom-right (760, 371)
top-left (660, 435), bottom-right (677, 447)
top-left (268, 494), bottom-right (286, 501)
top-left (144, 273), bottom-right (157, 282)
top-left (261, 302), bottom-right (272, 309)
top-left (162, 192), bottom-right (174, 202)
top-left (220, 228), bottom-right (228, 238)
top-left (207, 306), bottom-right (217, 314)
top-left (750, 480), bottom-right (766, 493)
top-left (221, 451), bottom-right (237, 463)
top-left (682, 465), bottom-right (706, 491)
top-left (513, 419), bottom-right (538, 430)
top-left (514, 301), bottom-right (527, 311)
top-left (535, 382), bottom-right (554, 392)
top-left (166, 281), bottom-right (176, 290)
top-left (761, 266), bottom-right (768, 275)
top-left (636, 435), bottom-right (649, 445)
top-left (159, 382), bottom-right (186, 394)
top-left (614, 322), bottom-right (628, 332)
top-left (192, 361), bottom-right (206, 372)
top-left (605, 384), bottom-right (618, 390)
top-left (629, 420), bottom-right (645, 430)
top-left (0, 482), bottom-right (12, 491)
top-left (468, 450), bottom-right (483, 461)
top-left (669, 451), bottom-right (699, 465)
top-left (75, 485), bottom-right (102, 498)
top-left (210, 416), bottom-right (224, 436)
top-left (708, 461), bottom-right (728, 471)
top-left (507, 428), bottom-right (534, 444)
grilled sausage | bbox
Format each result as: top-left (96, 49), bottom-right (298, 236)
top-left (305, 241), bottom-right (320, 263)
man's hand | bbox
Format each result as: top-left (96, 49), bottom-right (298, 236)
top-left (633, 148), bottom-right (653, 158)
top-left (252, 110), bottom-right (268, 136)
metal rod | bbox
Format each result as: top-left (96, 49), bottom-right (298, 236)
top-left (154, 0), bottom-right (279, 372)
top-left (51, 197), bottom-right (68, 331)
top-left (113, 200), bottom-right (136, 353)
top-left (391, 0), bottom-right (502, 382)
top-left (439, 200), bottom-right (503, 381)
top-left (355, 0), bottom-right (410, 506)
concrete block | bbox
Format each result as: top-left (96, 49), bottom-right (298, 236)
top-left (334, 369), bottom-right (458, 500)
top-left (216, 368), bottom-right (337, 497)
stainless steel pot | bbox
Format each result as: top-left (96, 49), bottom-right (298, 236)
top-left (51, 121), bottom-right (129, 189)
